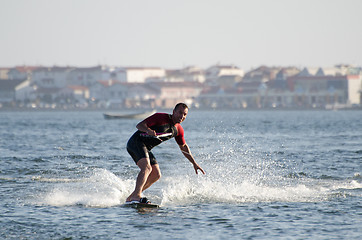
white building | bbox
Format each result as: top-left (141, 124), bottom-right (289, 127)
top-left (0, 79), bottom-right (25, 103)
top-left (31, 66), bottom-right (73, 88)
top-left (67, 66), bottom-right (107, 87)
top-left (15, 80), bottom-right (37, 102)
top-left (161, 66), bottom-right (206, 83)
top-left (7, 66), bottom-right (40, 80)
top-left (205, 65), bottom-right (244, 86)
top-left (0, 67), bottom-right (11, 79)
top-left (115, 67), bottom-right (166, 83)
top-left (206, 65), bottom-right (244, 78)
top-left (299, 65), bottom-right (351, 77)
top-left (347, 75), bottom-right (362, 105)
top-left (89, 80), bottom-right (124, 102)
top-left (182, 66), bottom-right (206, 83)
top-left (66, 85), bottom-right (90, 101)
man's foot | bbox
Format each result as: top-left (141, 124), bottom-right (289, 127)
top-left (126, 193), bottom-right (141, 202)
top-left (125, 197), bottom-right (150, 204)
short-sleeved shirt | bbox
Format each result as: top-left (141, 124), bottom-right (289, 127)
top-left (126, 113), bottom-right (185, 164)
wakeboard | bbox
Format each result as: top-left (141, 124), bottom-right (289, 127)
top-left (123, 202), bottom-right (159, 209)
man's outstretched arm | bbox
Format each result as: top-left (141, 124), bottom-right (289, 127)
top-left (179, 143), bottom-right (205, 175)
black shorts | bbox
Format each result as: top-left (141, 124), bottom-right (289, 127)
top-left (126, 134), bottom-right (158, 165)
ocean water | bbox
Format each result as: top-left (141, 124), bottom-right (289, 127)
top-left (0, 110), bottom-right (361, 240)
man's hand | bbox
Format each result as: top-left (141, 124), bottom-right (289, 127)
top-left (179, 143), bottom-right (206, 175)
top-left (193, 162), bottom-right (205, 175)
top-left (136, 120), bottom-right (156, 136)
top-left (146, 128), bottom-right (157, 136)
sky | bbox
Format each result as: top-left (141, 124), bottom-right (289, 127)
top-left (1, 0), bottom-right (361, 71)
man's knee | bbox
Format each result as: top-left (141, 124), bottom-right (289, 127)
top-left (154, 170), bottom-right (161, 180)
top-left (152, 166), bottom-right (162, 180)
top-left (137, 158), bottom-right (152, 173)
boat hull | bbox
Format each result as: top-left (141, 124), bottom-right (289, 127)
top-left (103, 110), bottom-right (156, 119)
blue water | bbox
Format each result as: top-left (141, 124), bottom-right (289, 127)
top-left (1, 110), bottom-right (361, 239)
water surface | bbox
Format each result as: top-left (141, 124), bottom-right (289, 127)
top-left (1, 110), bottom-right (361, 239)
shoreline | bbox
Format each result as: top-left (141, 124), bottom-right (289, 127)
top-left (1, 106), bottom-right (361, 112)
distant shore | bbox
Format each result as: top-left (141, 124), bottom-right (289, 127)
top-left (1, 106), bottom-right (361, 112)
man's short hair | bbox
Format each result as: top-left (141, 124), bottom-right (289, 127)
top-left (174, 102), bottom-right (189, 110)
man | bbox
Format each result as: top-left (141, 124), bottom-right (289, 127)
top-left (126, 103), bottom-right (205, 203)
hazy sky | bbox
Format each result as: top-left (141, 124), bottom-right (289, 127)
top-left (1, 0), bottom-right (361, 71)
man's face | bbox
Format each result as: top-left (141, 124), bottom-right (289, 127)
top-left (172, 106), bottom-right (188, 124)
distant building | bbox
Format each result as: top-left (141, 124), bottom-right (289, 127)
top-left (89, 80), bottom-right (127, 108)
top-left (297, 67), bottom-right (320, 77)
top-left (181, 66), bottom-right (205, 83)
top-left (0, 67), bottom-right (11, 79)
top-left (161, 69), bottom-right (185, 82)
top-left (116, 67), bottom-right (166, 83)
top-left (66, 85), bottom-right (90, 102)
top-left (216, 75), bottom-right (243, 88)
top-left (31, 66), bottom-right (73, 88)
top-left (1, 64), bottom-right (360, 110)
top-left (148, 81), bottom-right (204, 108)
top-left (298, 65), bottom-right (349, 77)
top-left (89, 80), bottom-right (117, 103)
top-left (15, 80), bottom-right (37, 103)
top-left (346, 75), bottom-right (362, 105)
top-left (123, 83), bottom-right (158, 108)
top-left (242, 66), bottom-right (282, 83)
top-left (154, 66), bottom-right (206, 83)
top-left (89, 80), bottom-right (158, 108)
top-left (274, 67), bottom-right (301, 91)
top-left (67, 66), bottom-right (107, 87)
top-left (205, 65), bottom-right (244, 86)
top-left (286, 66), bottom-right (362, 108)
top-left (198, 86), bottom-right (245, 109)
top-left (0, 79), bottom-right (26, 105)
top-left (7, 66), bottom-right (40, 80)
top-left (198, 65), bottom-right (362, 109)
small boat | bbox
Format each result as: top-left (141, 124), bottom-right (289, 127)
top-left (103, 110), bottom-right (156, 119)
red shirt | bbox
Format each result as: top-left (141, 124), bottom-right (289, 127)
top-left (142, 113), bottom-right (185, 146)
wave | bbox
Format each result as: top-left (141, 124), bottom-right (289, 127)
top-left (37, 169), bottom-right (134, 208)
top-left (160, 175), bottom-right (362, 206)
top-left (161, 176), bottom-right (322, 205)
top-left (33, 168), bottom-right (361, 208)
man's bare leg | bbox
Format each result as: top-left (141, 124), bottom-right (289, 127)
top-left (142, 164), bottom-right (161, 191)
top-left (126, 158), bottom-right (152, 202)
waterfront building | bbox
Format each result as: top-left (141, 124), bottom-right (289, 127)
top-left (181, 66), bottom-right (205, 83)
top-left (89, 80), bottom-right (126, 108)
top-left (15, 79), bottom-right (37, 104)
top-left (205, 65), bottom-right (244, 86)
top-left (1, 64), bottom-right (361, 110)
top-left (0, 67), bottom-right (11, 79)
top-left (66, 66), bottom-right (107, 87)
top-left (148, 66), bottom-right (205, 83)
top-left (31, 66), bottom-right (73, 88)
top-left (65, 85), bottom-right (90, 102)
top-left (198, 65), bottom-right (362, 109)
top-left (148, 81), bottom-right (204, 109)
top-left (7, 66), bottom-right (40, 80)
top-left (0, 79), bottom-right (26, 106)
top-left (116, 67), bottom-right (166, 83)
top-left (286, 66), bottom-right (362, 108)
